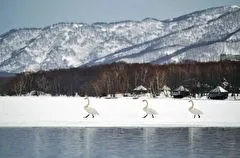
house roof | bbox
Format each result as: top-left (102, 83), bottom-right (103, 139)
top-left (210, 86), bottom-right (228, 93)
top-left (161, 85), bottom-right (171, 91)
top-left (134, 85), bottom-right (147, 91)
top-left (174, 85), bottom-right (189, 92)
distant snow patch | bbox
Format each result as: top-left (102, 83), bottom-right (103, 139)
top-left (231, 5), bottom-right (240, 9)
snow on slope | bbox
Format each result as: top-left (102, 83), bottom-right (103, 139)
top-left (0, 28), bottom-right (41, 63)
top-left (93, 7), bottom-right (240, 65)
top-left (0, 5), bottom-right (240, 73)
top-left (0, 96), bottom-right (240, 127)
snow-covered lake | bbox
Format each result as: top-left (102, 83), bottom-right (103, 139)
top-left (0, 96), bottom-right (240, 127)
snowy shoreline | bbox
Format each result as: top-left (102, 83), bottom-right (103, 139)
top-left (1, 122), bottom-right (240, 128)
top-left (0, 96), bottom-right (240, 127)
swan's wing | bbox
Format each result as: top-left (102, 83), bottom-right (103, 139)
top-left (190, 108), bottom-right (203, 115)
top-left (147, 108), bottom-right (158, 114)
top-left (88, 107), bottom-right (99, 115)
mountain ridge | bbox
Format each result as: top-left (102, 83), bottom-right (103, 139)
top-left (0, 5), bottom-right (240, 73)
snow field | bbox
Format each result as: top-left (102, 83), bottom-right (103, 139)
top-left (0, 96), bottom-right (239, 127)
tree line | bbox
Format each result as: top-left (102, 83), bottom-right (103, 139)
top-left (0, 61), bottom-right (239, 96)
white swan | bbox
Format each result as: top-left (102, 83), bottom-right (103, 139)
top-left (142, 99), bottom-right (158, 118)
top-left (83, 97), bottom-right (99, 118)
top-left (188, 100), bottom-right (203, 118)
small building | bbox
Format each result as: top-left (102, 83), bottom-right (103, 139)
top-left (133, 85), bottom-right (148, 94)
top-left (220, 54), bottom-right (240, 61)
top-left (208, 86), bottom-right (228, 100)
top-left (172, 86), bottom-right (190, 98)
top-left (26, 90), bottom-right (49, 96)
top-left (161, 85), bottom-right (171, 97)
top-left (221, 78), bottom-right (230, 90)
top-left (182, 79), bottom-right (201, 96)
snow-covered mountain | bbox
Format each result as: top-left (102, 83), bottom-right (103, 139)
top-left (0, 5), bottom-right (240, 73)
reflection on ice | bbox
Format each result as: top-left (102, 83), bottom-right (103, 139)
top-left (84, 128), bottom-right (96, 158)
top-left (188, 127), bottom-right (202, 156)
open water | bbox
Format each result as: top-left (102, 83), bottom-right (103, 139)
top-left (0, 127), bottom-right (240, 158)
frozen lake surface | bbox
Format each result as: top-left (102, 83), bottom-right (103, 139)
top-left (0, 127), bottom-right (240, 158)
top-left (0, 96), bottom-right (240, 127)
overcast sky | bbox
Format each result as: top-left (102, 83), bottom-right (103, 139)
top-left (0, 0), bottom-right (239, 34)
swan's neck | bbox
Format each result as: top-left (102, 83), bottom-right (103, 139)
top-left (85, 98), bottom-right (90, 108)
top-left (189, 101), bottom-right (194, 109)
top-left (143, 101), bottom-right (148, 110)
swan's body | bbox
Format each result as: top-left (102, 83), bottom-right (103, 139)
top-left (84, 97), bottom-right (99, 118)
top-left (142, 100), bottom-right (158, 118)
top-left (188, 100), bottom-right (203, 118)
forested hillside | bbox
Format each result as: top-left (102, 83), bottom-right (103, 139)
top-left (1, 61), bottom-right (239, 96)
